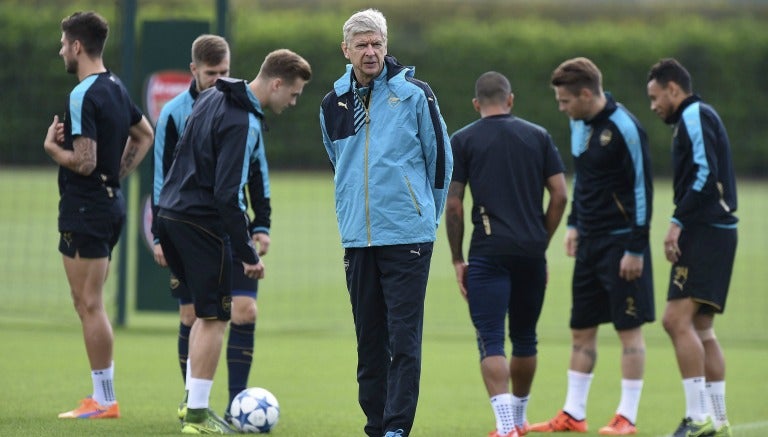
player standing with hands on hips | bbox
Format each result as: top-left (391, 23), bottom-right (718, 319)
top-left (157, 49), bottom-right (311, 434)
top-left (320, 8), bottom-right (452, 437)
top-left (647, 58), bottom-right (737, 437)
top-left (446, 71), bottom-right (568, 437)
top-left (46, 10), bottom-right (154, 420)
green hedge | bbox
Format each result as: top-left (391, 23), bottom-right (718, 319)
top-left (2, 0), bottom-right (767, 176)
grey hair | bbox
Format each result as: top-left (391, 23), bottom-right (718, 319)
top-left (343, 8), bottom-right (387, 45)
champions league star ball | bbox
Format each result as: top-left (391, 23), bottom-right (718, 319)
top-left (229, 387), bottom-right (280, 433)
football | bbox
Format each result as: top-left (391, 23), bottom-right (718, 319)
top-left (229, 387), bottom-right (280, 433)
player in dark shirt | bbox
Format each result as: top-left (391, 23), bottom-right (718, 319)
top-left (44, 11), bottom-right (153, 420)
top-left (648, 57), bottom-right (736, 437)
top-left (530, 57), bottom-right (654, 436)
top-left (446, 71), bottom-right (567, 437)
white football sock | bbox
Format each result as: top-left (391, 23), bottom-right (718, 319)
top-left (512, 394), bottom-right (529, 428)
top-left (616, 378), bottom-right (643, 424)
top-left (683, 377), bottom-right (709, 422)
top-left (91, 362), bottom-right (116, 406)
top-left (491, 393), bottom-right (515, 434)
top-left (187, 378), bottom-right (213, 410)
top-left (186, 359), bottom-right (191, 391)
top-left (563, 370), bottom-right (593, 420)
top-left (707, 381), bottom-right (728, 427)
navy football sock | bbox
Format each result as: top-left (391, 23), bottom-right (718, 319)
top-left (178, 322), bottom-right (192, 384)
top-left (227, 322), bottom-right (255, 405)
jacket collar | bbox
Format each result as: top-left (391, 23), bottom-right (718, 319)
top-left (215, 77), bottom-right (264, 119)
top-left (668, 94), bottom-right (702, 124)
top-left (188, 79), bottom-right (200, 100)
top-left (333, 54), bottom-right (415, 98)
top-left (585, 92), bottom-right (617, 125)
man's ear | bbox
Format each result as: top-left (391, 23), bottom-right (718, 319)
top-left (472, 97), bottom-right (480, 113)
top-left (578, 87), bottom-right (593, 100)
top-left (341, 41), bottom-right (349, 60)
top-left (669, 81), bottom-right (682, 98)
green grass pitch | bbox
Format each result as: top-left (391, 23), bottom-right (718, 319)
top-left (0, 168), bottom-right (766, 436)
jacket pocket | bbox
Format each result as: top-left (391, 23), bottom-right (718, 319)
top-left (403, 174), bottom-right (422, 216)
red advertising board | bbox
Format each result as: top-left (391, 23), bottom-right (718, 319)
top-left (144, 70), bottom-right (192, 125)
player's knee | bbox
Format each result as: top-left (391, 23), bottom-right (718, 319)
top-left (477, 333), bottom-right (505, 358)
top-left (510, 332), bottom-right (538, 357)
top-left (231, 299), bottom-right (257, 324)
top-left (180, 313), bottom-right (196, 327)
top-left (696, 328), bottom-right (716, 342)
top-left (70, 292), bottom-right (104, 317)
top-left (179, 304), bottom-right (196, 326)
top-left (661, 313), bottom-right (683, 335)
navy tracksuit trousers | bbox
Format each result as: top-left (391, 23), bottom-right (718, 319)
top-left (344, 242), bottom-right (434, 437)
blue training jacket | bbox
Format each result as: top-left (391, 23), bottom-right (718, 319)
top-left (151, 80), bottom-right (197, 242)
top-left (320, 55), bottom-right (453, 248)
top-left (668, 95), bottom-right (738, 228)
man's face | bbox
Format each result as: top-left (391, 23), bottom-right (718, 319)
top-left (342, 32), bottom-right (386, 85)
top-left (268, 78), bottom-right (308, 114)
top-left (554, 86), bottom-right (591, 120)
top-left (191, 58), bottom-right (230, 92)
top-left (647, 79), bottom-right (676, 123)
top-left (59, 32), bottom-right (78, 74)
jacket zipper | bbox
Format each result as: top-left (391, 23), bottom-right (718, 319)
top-left (612, 193), bottom-right (629, 222)
top-left (363, 98), bottom-right (372, 246)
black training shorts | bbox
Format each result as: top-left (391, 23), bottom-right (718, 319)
top-left (667, 224), bottom-right (737, 313)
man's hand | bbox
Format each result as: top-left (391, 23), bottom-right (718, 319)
top-left (243, 259), bottom-right (265, 279)
top-left (564, 227), bottom-right (579, 257)
top-left (664, 222), bottom-right (683, 263)
top-left (43, 115), bottom-right (64, 158)
top-left (619, 252), bottom-right (644, 281)
top-left (153, 243), bottom-right (167, 267)
top-left (252, 233), bottom-right (271, 257)
top-left (453, 260), bottom-right (468, 301)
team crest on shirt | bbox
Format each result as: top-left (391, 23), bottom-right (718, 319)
top-left (599, 129), bottom-right (612, 146)
top-left (672, 266), bottom-right (688, 290)
top-left (388, 92), bottom-right (400, 107)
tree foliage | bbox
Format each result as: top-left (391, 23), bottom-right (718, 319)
top-left (3, 0), bottom-right (767, 176)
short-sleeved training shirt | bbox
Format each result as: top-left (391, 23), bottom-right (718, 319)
top-left (58, 70), bottom-right (143, 229)
top-left (451, 114), bottom-right (565, 258)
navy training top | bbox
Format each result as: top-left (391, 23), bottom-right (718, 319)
top-left (451, 113), bottom-right (565, 258)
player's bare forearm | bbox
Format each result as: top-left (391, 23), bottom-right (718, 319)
top-left (119, 116), bottom-right (153, 179)
top-left (446, 208), bottom-right (464, 262)
top-left (119, 143), bottom-right (139, 179)
top-left (544, 173), bottom-right (568, 245)
top-left (43, 115), bottom-right (97, 175)
top-left (60, 137), bottom-right (97, 175)
top-left (445, 181), bottom-right (466, 263)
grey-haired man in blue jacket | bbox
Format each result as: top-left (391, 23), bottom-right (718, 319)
top-left (320, 8), bottom-right (452, 437)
